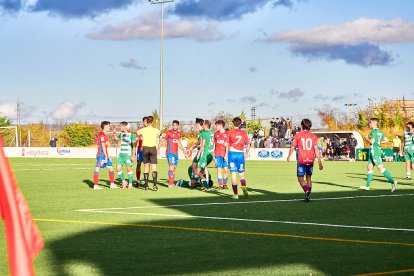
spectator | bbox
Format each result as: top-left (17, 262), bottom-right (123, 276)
top-left (392, 134), bottom-right (402, 162)
top-left (49, 137), bottom-right (57, 147)
top-left (348, 134), bottom-right (358, 162)
top-left (279, 120), bottom-right (287, 139)
top-left (326, 139), bottom-right (334, 159)
top-left (258, 137), bottom-right (265, 148)
top-left (264, 137), bottom-right (271, 148)
top-left (333, 134), bottom-right (341, 159)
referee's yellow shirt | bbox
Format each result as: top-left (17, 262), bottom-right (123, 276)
top-left (137, 126), bottom-right (160, 147)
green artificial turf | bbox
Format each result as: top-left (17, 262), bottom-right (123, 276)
top-left (1, 158), bottom-right (413, 275)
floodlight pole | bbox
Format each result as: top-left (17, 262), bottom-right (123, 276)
top-left (149, 0), bottom-right (174, 129)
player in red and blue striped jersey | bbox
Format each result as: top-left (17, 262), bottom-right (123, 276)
top-left (157, 120), bottom-right (187, 188)
top-left (287, 119), bottom-right (323, 202)
top-left (227, 117), bottom-right (250, 199)
top-left (93, 121), bottom-right (118, 190)
top-left (214, 120), bottom-right (229, 189)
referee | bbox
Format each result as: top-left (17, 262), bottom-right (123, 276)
top-left (136, 116), bottom-right (160, 191)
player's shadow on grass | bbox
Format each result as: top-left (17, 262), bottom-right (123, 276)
top-left (45, 189), bottom-right (414, 276)
top-left (82, 179), bottom-right (110, 189)
top-left (314, 181), bottom-right (358, 190)
top-left (346, 175), bottom-right (395, 184)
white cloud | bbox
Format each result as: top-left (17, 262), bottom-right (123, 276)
top-left (0, 101), bottom-right (35, 119)
top-left (265, 18), bottom-right (414, 45)
top-left (87, 13), bottom-right (223, 42)
top-left (51, 101), bottom-right (85, 121)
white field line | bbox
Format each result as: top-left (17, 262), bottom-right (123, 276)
top-left (13, 168), bottom-right (90, 171)
top-left (12, 164), bottom-right (89, 167)
top-left (76, 193), bottom-right (414, 233)
top-left (76, 209), bottom-right (414, 232)
top-left (78, 193), bottom-right (414, 212)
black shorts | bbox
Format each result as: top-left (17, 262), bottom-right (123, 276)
top-left (142, 147), bottom-right (158, 164)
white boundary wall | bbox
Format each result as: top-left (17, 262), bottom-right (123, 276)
top-left (4, 147), bottom-right (295, 161)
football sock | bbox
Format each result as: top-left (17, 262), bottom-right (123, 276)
top-left (224, 178), bottom-right (228, 185)
top-left (302, 185), bottom-right (310, 192)
top-left (168, 170), bottom-right (175, 185)
top-left (202, 179), bottom-right (210, 189)
top-left (232, 185), bottom-right (238, 195)
top-left (218, 178), bottom-right (223, 186)
top-left (109, 171), bottom-right (115, 184)
top-left (181, 180), bottom-right (191, 187)
top-left (383, 170), bottom-right (395, 184)
top-left (152, 171), bottom-right (158, 186)
top-left (407, 172), bottom-right (411, 177)
top-left (128, 171), bottom-right (133, 184)
top-left (118, 171), bottom-right (125, 181)
top-left (136, 166), bottom-right (141, 181)
top-left (366, 171), bottom-right (374, 187)
top-left (240, 179), bottom-right (246, 187)
top-left (144, 173), bottom-right (149, 187)
top-left (93, 171), bottom-right (99, 185)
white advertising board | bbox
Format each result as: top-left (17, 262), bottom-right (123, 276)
top-left (4, 147), bottom-right (294, 161)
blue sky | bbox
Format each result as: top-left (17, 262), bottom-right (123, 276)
top-left (1, 0), bottom-right (414, 125)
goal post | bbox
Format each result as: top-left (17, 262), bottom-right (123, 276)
top-left (0, 126), bottom-right (18, 147)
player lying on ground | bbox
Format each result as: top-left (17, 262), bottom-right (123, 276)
top-left (93, 121), bottom-right (118, 190)
top-left (287, 119), bottom-right (323, 202)
top-left (176, 166), bottom-right (213, 188)
top-left (113, 121), bottom-right (136, 189)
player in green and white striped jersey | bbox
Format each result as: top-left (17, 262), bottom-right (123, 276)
top-left (360, 118), bottom-right (397, 192)
top-left (403, 122), bottom-right (414, 179)
top-left (113, 122), bottom-right (136, 189)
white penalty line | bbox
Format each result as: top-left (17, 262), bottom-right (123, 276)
top-left (78, 193), bottom-right (414, 212)
top-left (76, 209), bottom-right (414, 233)
top-left (76, 193), bottom-right (414, 233)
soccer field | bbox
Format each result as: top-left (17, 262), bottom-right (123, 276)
top-left (1, 158), bottom-right (414, 275)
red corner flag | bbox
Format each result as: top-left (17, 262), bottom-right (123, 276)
top-left (0, 136), bottom-right (44, 276)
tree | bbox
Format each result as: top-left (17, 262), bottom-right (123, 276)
top-left (246, 118), bottom-right (263, 135)
top-left (212, 111), bottom-right (233, 128)
top-left (0, 116), bottom-right (12, 127)
top-left (26, 123), bottom-right (50, 147)
top-left (240, 110), bottom-right (247, 122)
top-left (61, 122), bottom-right (95, 147)
top-left (0, 116), bottom-right (15, 146)
top-left (357, 111), bottom-right (369, 129)
top-left (316, 105), bottom-right (339, 130)
top-left (151, 109), bottom-right (160, 129)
